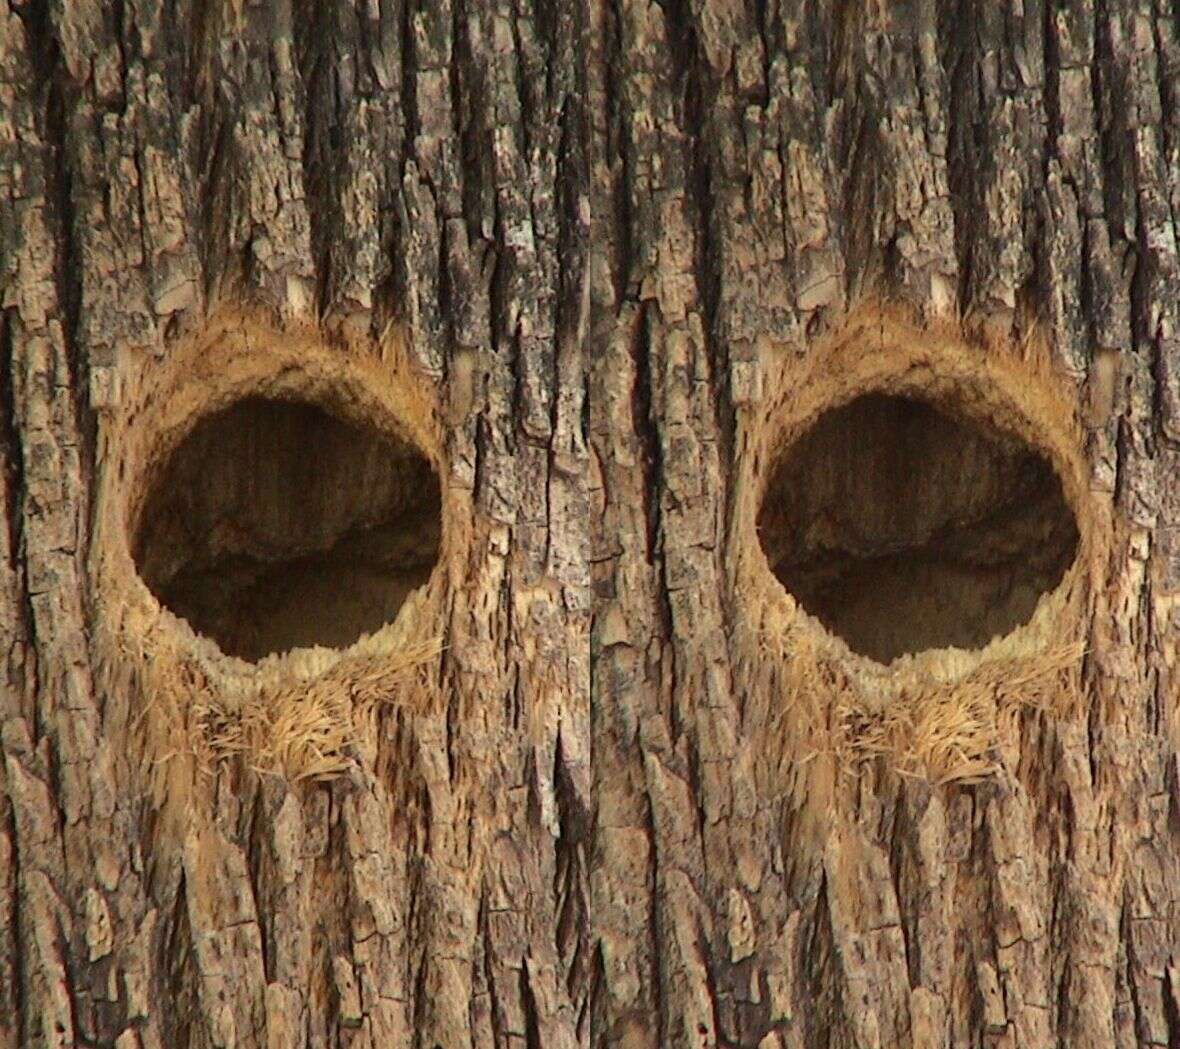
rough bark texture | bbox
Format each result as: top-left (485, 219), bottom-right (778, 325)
top-left (590, 1), bottom-right (1180, 1047)
top-left (0, 1), bottom-right (588, 1047)
top-left (2, 0), bottom-right (1179, 1048)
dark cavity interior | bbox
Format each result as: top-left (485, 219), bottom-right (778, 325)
top-left (758, 393), bottom-right (1078, 664)
top-left (134, 397), bottom-right (440, 661)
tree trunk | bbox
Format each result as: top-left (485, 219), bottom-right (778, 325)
top-left (2, 0), bottom-right (1178, 1048)
top-left (590, 1), bottom-right (1180, 1047)
top-left (0, 1), bottom-right (588, 1047)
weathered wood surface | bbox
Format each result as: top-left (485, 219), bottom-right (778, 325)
top-left (590, 0), bottom-right (1179, 1047)
top-left (0, 0), bottom-right (1178, 1047)
top-left (1, 0), bottom-right (588, 1046)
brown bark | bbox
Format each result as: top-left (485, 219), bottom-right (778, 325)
top-left (0, 0), bottom-right (588, 1047)
top-left (2, 0), bottom-right (1179, 1047)
top-left (590, 0), bottom-right (1179, 1047)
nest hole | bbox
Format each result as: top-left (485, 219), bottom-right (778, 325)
top-left (758, 393), bottom-right (1079, 664)
top-left (134, 396), bottom-right (440, 661)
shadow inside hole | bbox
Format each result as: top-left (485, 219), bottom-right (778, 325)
top-left (134, 397), bottom-right (440, 661)
top-left (758, 394), bottom-right (1079, 664)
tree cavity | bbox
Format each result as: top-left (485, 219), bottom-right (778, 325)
top-left (757, 393), bottom-right (1078, 664)
top-left (133, 397), bottom-right (440, 661)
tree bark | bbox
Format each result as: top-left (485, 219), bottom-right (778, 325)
top-left (2, 0), bottom-right (1179, 1048)
top-left (590, 0), bottom-right (1180, 1047)
top-left (0, 1), bottom-right (588, 1047)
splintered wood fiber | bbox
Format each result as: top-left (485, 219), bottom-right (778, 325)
top-left (733, 307), bottom-right (1099, 790)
